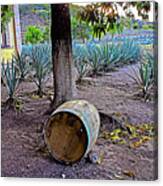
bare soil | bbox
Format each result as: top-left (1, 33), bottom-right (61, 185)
top-left (1, 64), bottom-right (158, 180)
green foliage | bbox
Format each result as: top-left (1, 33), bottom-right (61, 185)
top-left (70, 4), bottom-right (92, 42)
top-left (136, 1), bottom-right (151, 19)
top-left (78, 3), bottom-right (120, 40)
top-left (25, 26), bottom-right (44, 44)
top-left (42, 26), bottom-right (50, 43)
top-left (71, 17), bottom-right (91, 42)
top-left (30, 44), bottom-right (52, 97)
top-left (1, 5), bottom-right (14, 33)
top-left (120, 17), bottom-right (132, 30)
top-left (1, 59), bottom-right (20, 99)
top-left (36, 8), bottom-right (50, 20)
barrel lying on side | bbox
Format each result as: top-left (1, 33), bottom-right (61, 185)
top-left (44, 100), bottom-right (100, 164)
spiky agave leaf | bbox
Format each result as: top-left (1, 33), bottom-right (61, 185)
top-left (1, 58), bottom-right (20, 99)
top-left (30, 44), bottom-right (52, 97)
top-left (13, 52), bottom-right (30, 80)
top-left (127, 51), bottom-right (155, 99)
top-left (72, 43), bottom-right (89, 80)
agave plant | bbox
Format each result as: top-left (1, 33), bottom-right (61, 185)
top-left (73, 43), bottom-right (88, 80)
top-left (1, 58), bottom-right (20, 104)
top-left (100, 43), bottom-right (123, 67)
top-left (86, 43), bottom-right (104, 75)
top-left (139, 62), bottom-right (153, 97)
top-left (127, 51), bottom-right (155, 99)
top-left (72, 40), bottom-right (141, 76)
top-left (30, 44), bottom-right (52, 97)
top-left (120, 40), bottom-right (141, 63)
top-left (145, 51), bottom-right (157, 87)
top-left (75, 59), bottom-right (88, 81)
top-left (21, 45), bottom-right (33, 57)
top-left (13, 53), bottom-right (30, 81)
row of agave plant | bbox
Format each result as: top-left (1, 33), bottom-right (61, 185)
top-left (1, 44), bottom-right (52, 108)
top-left (73, 40), bottom-right (157, 99)
top-left (1, 40), bottom-right (157, 107)
top-left (73, 40), bottom-right (141, 78)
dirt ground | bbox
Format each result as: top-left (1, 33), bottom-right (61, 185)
top-left (1, 64), bottom-right (158, 180)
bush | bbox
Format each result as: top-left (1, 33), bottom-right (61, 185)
top-left (25, 26), bottom-right (44, 44)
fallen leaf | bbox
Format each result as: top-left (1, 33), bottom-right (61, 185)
top-left (141, 136), bottom-right (152, 143)
top-left (130, 139), bottom-right (143, 148)
top-left (114, 174), bottom-right (124, 180)
top-left (123, 170), bottom-right (135, 178)
top-left (30, 94), bottom-right (40, 99)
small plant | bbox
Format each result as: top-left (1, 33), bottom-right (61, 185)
top-left (1, 58), bottom-right (20, 108)
top-left (30, 44), bottom-right (52, 97)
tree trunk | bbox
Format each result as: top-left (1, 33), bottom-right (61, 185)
top-left (50, 4), bottom-right (76, 111)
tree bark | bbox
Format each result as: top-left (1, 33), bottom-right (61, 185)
top-left (50, 4), bottom-right (76, 111)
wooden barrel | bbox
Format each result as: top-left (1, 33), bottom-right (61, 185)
top-left (44, 100), bottom-right (100, 164)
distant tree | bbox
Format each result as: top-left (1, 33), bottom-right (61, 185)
top-left (70, 4), bottom-right (92, 43)
top-left (122, 1), bottom-right (151, 20)
top-left (78, 2), bottom-right (152, 40)
top-left (1, 5), bottom-right (14, 47)
top-left (1, 5), bottom-right (14, 33)
top-left (78, 3), bottom-right (120, 40)
top-left (71, 16), bottom-right (91, 43)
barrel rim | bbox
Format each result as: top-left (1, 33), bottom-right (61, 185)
top-left (44, 110), bottom-right (89, 164)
